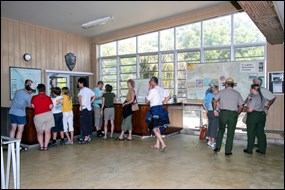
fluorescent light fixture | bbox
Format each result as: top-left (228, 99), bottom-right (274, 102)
top-left (81, 16), bottom-right (114, 29)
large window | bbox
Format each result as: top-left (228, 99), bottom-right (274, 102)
top-left (99, 12), bottom-right (266, 101)
top-left (161, 53), bottom-right (174, 95)
top-left (119, 57), bottom-right (137, 99)
top-left (139, 55), bottom-right (158, 79)
top-left (101, 58), bottom-right (117, 91)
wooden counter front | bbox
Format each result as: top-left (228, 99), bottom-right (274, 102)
top-left (21, 106), bottom-right (94, 145)
top-left (21, 103), bottom-right (182, 145)
top-left (113, 103), bottom-right (183, 136)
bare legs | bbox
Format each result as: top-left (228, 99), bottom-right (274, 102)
top-left (9, 124), bottom-right (24, 140)
top-left (103, 120), bottom-right (115, 139)
top-left (37, 128), bottom-right (51, 149)
top-left (152, 127), bottom-right (167, 150)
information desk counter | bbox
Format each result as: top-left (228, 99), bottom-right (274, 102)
top-left (21, 103), bottom-right (184, 145)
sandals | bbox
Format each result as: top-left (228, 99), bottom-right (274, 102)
top-left (159, 146), bottom-right (167, 152)
top-left (115, 137), bottom-right (125, 141)
top-left (126, 138), bottom-right (132, 141)
top-left (149, 145), bottom-right (160, 150)
top-left (39, 147), bottom-right (48, 151)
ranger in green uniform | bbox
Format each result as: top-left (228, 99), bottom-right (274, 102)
top-left (212, 78), bottom-right (244, 156)
top-left (243, 84), bottom-right (267, 155)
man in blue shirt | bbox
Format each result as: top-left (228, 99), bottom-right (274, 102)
top-left (92, 81), bottom-right (104, 137)
top-left (9, 79), bottom-right (35, 151)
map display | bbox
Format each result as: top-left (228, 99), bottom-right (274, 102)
top-left (186, 61), bottom-right (265, 100)
top-left (10, 67), bottom-right (42, 100)
top-left (134, 78), bottom-right (161, 103)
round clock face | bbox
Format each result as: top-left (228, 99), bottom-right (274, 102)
top-left (23, 53), bottom-right (32, 61)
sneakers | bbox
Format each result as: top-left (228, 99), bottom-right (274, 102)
top-left (97, 130), bottom-right (104, 137)
top-left (20, 145), bottom-right (28, 152)
top-left (64, 141), bottom-right (74, 145)
top-left (78, 139), bottom-right (89, 144)
top-left (60, 139), bottom-right (65, 145)
top-left (207, 141), bottom-right (216, 148)
top-left (48, 141), bottom-right (57, 147)
top-left (77, 137), bottom-right (83, 141)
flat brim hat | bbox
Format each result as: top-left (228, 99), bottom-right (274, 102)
top-left (209, 79), bottom-right (219, 87)
top-left (222, 77), bottom-right (237, 86)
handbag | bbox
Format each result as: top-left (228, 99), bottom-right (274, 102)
top-left (199, 125), bottom-right (207, 140)
top-left (131, 99), bottom-right (139, 111)
top-left (242, 113), bottom-right (247, 124)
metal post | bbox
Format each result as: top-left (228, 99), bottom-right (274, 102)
top-left (1, 136), bottom-right (21, 189)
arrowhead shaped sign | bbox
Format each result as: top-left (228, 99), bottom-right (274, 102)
top-left (65, 53), bottom-right (76, 71)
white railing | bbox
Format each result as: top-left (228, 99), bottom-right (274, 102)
top-left (1, 136), bottom-right (21, 189)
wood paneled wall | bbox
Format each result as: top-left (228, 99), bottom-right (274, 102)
top-left (1, 17), bottom-right (92, 107)
top-left (266, 43), bottom-right (284, 136)
top-left (90, 3), bottom-right (284, 137)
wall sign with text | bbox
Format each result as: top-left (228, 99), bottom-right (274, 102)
top-left (268, 71), bottom-right (284, 95)
top-left (9, 67), bottom-right (42, 100)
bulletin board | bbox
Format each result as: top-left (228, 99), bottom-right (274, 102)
top-left (9, 67), bottom-right (42, 100)
top-left (186, 61), bottom-right (265, 100)
top-left (268, 71), bottom-right (284, 95)
top-left (134, 78), bottom-right (161, 103)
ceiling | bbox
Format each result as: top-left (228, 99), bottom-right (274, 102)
top-left (232, 1), bottom-right (284, 45)
top-left (1, 1), bottom-right (227, 38)
top-left (1, 1), bottom-right (283, 44)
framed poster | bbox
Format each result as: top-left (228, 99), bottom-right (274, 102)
top-left (9, 67), bottom-right (42, 100)
top-left (268, 71), bottom-right (284, 95)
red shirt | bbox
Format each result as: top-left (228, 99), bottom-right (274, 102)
top-left (31, 92), bottom-right (53, 115)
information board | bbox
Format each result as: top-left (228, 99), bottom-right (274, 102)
top-left (186, 61), bottom-right (265, 100)
top-left (9, 67), bottom-right (42, 100)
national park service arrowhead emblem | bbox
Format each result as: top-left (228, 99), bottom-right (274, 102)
top-left (65, 53), bottom-right (76, 71)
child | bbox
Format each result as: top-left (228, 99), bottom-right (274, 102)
top-left (62, 87), bottom-right (74, 144)
top-left (101, 84), bottom-right (116, 139)
top-left (202, 85), bottom-right (219, 148)
top-left (48, 87), bottom-right (65, 147)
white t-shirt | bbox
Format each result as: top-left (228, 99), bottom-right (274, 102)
top-left (146, 86), bottom-right (169, 107)
top-left (78, 87), bottom-right (95, 111)
top-left (52, 96), bottom-right (63, 114)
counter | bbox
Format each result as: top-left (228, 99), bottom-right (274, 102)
top-left (21, 103), bottom-right (184, 145)
top-left (21, 106), bottom-right (94, 145)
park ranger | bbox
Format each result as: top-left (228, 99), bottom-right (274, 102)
top-left (243, 84), bottom-right (267, 155)
top-left (212, 78), bottom-right (244, 156)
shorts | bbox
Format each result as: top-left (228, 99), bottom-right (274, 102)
top-left (51, 112), bottom-right (64, 133)
top-left (94, 107), bottom-right (103, 128)
top-left (10, 114), bottom-right (26, 125)
top-left (34, 112), bottom-right (55, 132)
top-left (104, 107), bottom-right (115, 121)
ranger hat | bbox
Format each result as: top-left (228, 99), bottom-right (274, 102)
top-left (222, 77), bottom-right (237, 86)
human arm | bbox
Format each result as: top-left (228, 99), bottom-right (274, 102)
top-left (49, 104), bottom-right (54, 110)
top-left (101, 97), bottom-right (105, 115)
top-left (123, 91), bottom-right (135, 107)
top-left (267, 96), bottom-right (276, 110)
top-left (162, 94), bottom-right (171, 104)
top-left (202, 102), bottom-right (207, 111)
top-left (78, 95), bottom-right (83, 111)
top-left (90, 95), bottom-right (96, 104)
top-left (212, 98), bottom-right (219, 117)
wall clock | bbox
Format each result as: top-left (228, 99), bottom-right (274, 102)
top-left (23, 53), bottom-right (32, 62)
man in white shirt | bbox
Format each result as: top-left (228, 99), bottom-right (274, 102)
top-left (145, 76), bottom-right (171, 152)
top-left (77, 77), bottom-right (96, 144)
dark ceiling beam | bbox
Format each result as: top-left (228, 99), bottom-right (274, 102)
top-left (236, 1), bottom-right (284, 45)
top-left (230, 1), bottom-right (243, 12)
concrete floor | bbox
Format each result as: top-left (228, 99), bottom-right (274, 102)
top-left (3, 134), bottom-right (284, 189)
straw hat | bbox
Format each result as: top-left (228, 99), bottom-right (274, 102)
top-left (209, 79), bottom-right (219, 87)
top-left (222, 77), bottom-right (237, 86)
